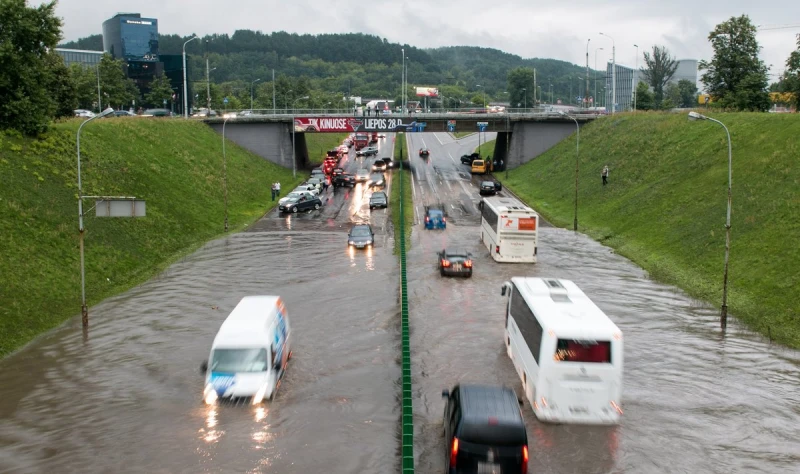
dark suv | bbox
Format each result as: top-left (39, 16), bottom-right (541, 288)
top-left (442, 384), bottom-right (528, 473)
top-left (279, 194), bottom-right (322, 213)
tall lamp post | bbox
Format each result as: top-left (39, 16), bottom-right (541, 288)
top-left (206, 67), bottom-right (216, 111)
top-left (221, 116), bottom-right (233, 232)
top-left (250, 78), bottom-right (261, 111)
top-left (476, 84), bottom-right (485, 109)
top-left (522, 88), bottom-right (527, 112)
top-left (688, 111), bottom-right (733, 330)
top-left (595, 47), bottom-right (604, 108)
top-left (401, 48), bottom-right (405, 114)
top-left (633, 44), bottom-right (639, 112)
top-left (76, 107), bottom-right (115, 325)
top-left (559, 111), bottom-right (580, 231)
top-left (291, 96), bottom-right (310, 180)
top-left (600, 32), bottom-right (615, 115)
top-left (585, 38), bottom-right (591, 109)
top-left (182, 35), bottom-right (199, 118)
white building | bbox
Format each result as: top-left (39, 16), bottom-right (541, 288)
top-left (605, 63), bottom-right (636, 112)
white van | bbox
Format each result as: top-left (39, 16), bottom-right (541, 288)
top-left (500, 278), bottom-right (623, 424)
top-left (201, 296), bottom-right (292, 405)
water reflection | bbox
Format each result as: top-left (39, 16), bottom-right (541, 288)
top-left (202, 407), bottom-right (224, 444)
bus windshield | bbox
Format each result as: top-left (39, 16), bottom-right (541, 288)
top-left (553, 339), bottom-right (611, 363)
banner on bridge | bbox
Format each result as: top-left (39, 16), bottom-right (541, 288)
top-left (294, 117), bottom-right (426, 132)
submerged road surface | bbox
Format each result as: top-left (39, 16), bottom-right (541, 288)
top-left (0, 135), bottom-right (401, 473)
top-left (404, 132), bottom-right (800, 474)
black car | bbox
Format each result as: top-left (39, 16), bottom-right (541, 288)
top-left (479, 181), bottom-right (502, 196)
top-left (333, 173), bottom-right (355, 187)
top-left (278, 195), bottom-right (322, 213)
top-left (369, 172), bottom-right (386, 189)
top-left (419, 148), bottom-right (430, 157)
top-left (442, 385), bottom-right (528, 474)
top-left (348, 224), bottom-right (374, 248)
top-left (438, 248), bottom-right (473, 277)
top-left (381, 157), bottom-right (394, 169)
top-left (460, 152), bottom-right (481, 165)
top-left (369, 191), bottom-right (388, 210)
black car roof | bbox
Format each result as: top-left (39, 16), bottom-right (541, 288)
top-left (456, 385), bottom-right (527, 444)
top-left (444, 248), bottom-right (469, 256)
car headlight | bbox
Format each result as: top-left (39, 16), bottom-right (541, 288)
top-left (203, 384), bottom-right (218, 405)
top-left (366, 240), bottom-right (373, 245)
top-left (252, 384), bottom-right (268, 405)
top-left (348, 240), bottom-right (354, 245)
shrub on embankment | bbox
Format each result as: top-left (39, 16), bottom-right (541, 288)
top-left (504, 112), bottom-right (800, 348)
top-left (0, 119), bottom-right (303, 357)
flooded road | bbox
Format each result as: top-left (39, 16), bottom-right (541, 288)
top-left (0, 136), bottom-right (400, 473)
top-left (405, 132), bottom-right (800, 473)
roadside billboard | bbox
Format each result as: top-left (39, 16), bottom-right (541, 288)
top-left (415, 87), bottom-right (439, 97)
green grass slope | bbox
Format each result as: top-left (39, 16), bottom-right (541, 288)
top-left (505, 112), bottom-right (800, 348)
top-left (0, 119), bottom-right (304, 356)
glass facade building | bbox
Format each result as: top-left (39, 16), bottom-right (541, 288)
top-left (605, 63), bottom-right (635, 112)
top-left (55, 48), bottom-right (104, 67)
top-left (102, 13), bottom-right (159, 62)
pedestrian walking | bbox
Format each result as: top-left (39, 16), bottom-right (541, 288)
top-left (276, 182), bottom-right (281, 195)
top-left (270, 183), bottom-right (277, 201)
top-left (322, 178), bottom-right (330, 194)
top-left (602, 165), bottom-right (609, 186)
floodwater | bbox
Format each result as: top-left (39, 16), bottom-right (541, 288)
top-left (0, 135), bottom-right (401, 473)
top-left (404, 132), bottom-right (800, 473)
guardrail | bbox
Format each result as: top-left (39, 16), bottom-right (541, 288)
top-left (398, 139), bottom-right (414, 473)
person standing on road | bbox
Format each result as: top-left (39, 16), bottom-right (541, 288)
top-left (322, 177), bottom-right (330, 194)
top-left (270, 183), bottom-right (277, 201)
top-left (602, 165), bottom-right (609, 186)
top-left (275, 182), bottom-right (281, 196)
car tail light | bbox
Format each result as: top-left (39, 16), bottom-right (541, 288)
top-left (441, 260), bottom-right (451, 267)
top-left (425, 216), bottom-right (430, 223)
top-left (522, 445), bottom-right (528, 473)
top-left (442, 217), bottom-right (446, 222)
top-left (464, 260), bottom-right (472, 268)
top-left (450, 437), bottom-right (459, 468)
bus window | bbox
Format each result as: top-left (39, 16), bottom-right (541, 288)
top-left (554, 339), bottom-right (611, 363)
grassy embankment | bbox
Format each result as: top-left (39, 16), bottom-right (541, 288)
top-left (503, 112), bottom-right (800, 348)
top-left (390, 133), bottom-right (414, 254)
top-left (453, 131), bottom-right (474, 139)
top-left (0, 119), bottom-right (304, 357)
top-left (305, 133), bottom-right (349, 164)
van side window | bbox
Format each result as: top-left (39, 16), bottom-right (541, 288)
top-left (511, 285), bottom-right (544, 363)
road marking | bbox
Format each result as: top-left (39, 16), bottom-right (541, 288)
top-left (434, 132), bottom-right (444, 146)
top-left (448, 152), bottom-right (456, 165)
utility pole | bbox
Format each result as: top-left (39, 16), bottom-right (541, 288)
top-left (585, 39), bottom-right (590, 109)
top-left (272, 69), bottom-right (276, 114)
top-left (533, 68), bottom-right (537, 107)
top-left (633, 44), bottom-right (639, 112)
top-left (205, 40), bottom-right (211, 111)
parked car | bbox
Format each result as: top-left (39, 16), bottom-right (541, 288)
top-left (419, 147), bottom-right (430, 157)
top-left (293, 184), bottom-right (320, 196)
top-left (424, 205), bottom-right (447, 230)
top-left (192, 108), bottom-right (218, 117)
top-left (278, 194), bottom-right (322, 213)
top-left (279, 190), bottom-right (316, 206)
top-left (479, 180), bottom-right (502, 196)
top-left (310, 169), bottom-right (326, 182)
top-left (107, 110), bottom-right (135, 117)
top-left (141, 108), bottom-right (173, 117)
top-left (347, 224), bottom-right (375, 249)
top-left (355, 169), bottom-right (370, 182)
top-left (471, 159), bottom-right (490, 174)
top-left (372, 160), bottom-right (388, 172)
top-left (368, 173), bottom-right (386, 189)
top-left (437, 248), bottom-right (473, 277)
top-left (333, 173), bottom-right (356, 187)
top-left (74, 109), bottom-right (95, 118)
top-left (460, 152), bottom-right (481, 165)
top-left (369, 191), bottom-right (388, 210)
top-left (442, 385), bottom-right (528, 473)
top-left (356, 146), bottom-right (379, 157)
top-left (305, 177), bottom-right (325, 192)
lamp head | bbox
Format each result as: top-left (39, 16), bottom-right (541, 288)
top-left (99, 107), bottom-right (115, 117)
top-left (688, 111), bottom-right (704, 121)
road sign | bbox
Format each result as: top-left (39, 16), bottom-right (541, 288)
top-left (447, 120), bottom-right (456, 132)
top-left (477, 121), bottom-right (488, 132)
top-left (163, 99), bottom-right (167, 105)
top-left (223, 97), bottom-right (229, 104)
top-left (95, 200), bottom-right (146, 217)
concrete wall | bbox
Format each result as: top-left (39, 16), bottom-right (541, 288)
top-left (506, 121), bottom-right (580, 169)
top-left (208, 122), bottom-right (297, 169)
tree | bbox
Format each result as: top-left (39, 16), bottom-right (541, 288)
top-left (98, 54), bottom-right (139, 110)
top-left (677, 79), bottom-right (698, 108)
top-left (664, 82), bottom-right (681, 109)
top-left (506, 67), bottom-right (535, 109)
top-left (145, 72), bottom-right (174, 108)
top-left (785, 34), bottom-right (800, 110)
top-left (635, 82), bottom-right (655, 110)
top-left (699, 15), bottom-right (770, 111)
top-left (70, 63), bottom-right (99, 110)
top-left (46, 52), bottom-right (77, 118)
top-left (641, 45), bottom-right (678, 109)
top-left (0, 0), bottom-right (63, 135)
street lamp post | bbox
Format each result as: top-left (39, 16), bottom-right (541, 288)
top-left (600, 32), bottom-right (615, 115)
top-left (206, 67), bottom-right (216, 111)
top-left (401, 48), bottom-right (405, 114)
top-left (688, 111), bottom-right (733, 330)
top-left (522, 88), bottom-right (527, 112)
top-left (559, 111), bottom-right (580, 231)
top-left (182, 35), bottom-right (199, 118)
top-left (633, 44), bottom-right (639, 112)
top-left (549, 83), bottom-right (553, 104)
top-left (250, 78), bottom-right (261, 111)
top-left (476, 84), bottom-right (485, 109)
top-left (595, 47), bottom-right (604, 109)
top-left (585, 38), bottom-right (591, 110)
top-left (76, 107), bottom-right (115, 326)
top-left (221, 116), bottom-right (232, 232)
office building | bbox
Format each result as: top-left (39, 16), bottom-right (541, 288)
top-left (670, 59), bottom-right (699, 87)
top-left (55, 48), bottom-right (104, 67)
top-left (605, 63), bottom-right (636, 112)
top-left (102, 13), bottom-right (159, 62)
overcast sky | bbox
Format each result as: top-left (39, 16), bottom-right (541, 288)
top-left (54, 0), bottom-right (799, 81)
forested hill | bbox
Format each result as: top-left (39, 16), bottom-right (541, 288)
top-left (60, 31), bottom-right (589, 104)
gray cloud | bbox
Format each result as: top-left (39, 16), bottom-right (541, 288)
top-left (54, 0), bottom-right (800, 80)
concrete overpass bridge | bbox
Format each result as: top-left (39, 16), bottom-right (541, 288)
top-left (204, 112), bottom-right (600, 171)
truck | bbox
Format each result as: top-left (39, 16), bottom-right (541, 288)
top-left (353, 133), bottom-right (369, 150)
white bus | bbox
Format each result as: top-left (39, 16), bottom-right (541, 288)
top-left (480, 196), bottom-right (539, 263)
top-left (500, 277), bottom-right (624, 425)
